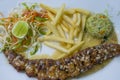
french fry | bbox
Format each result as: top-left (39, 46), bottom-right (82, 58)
top-left (57, 53), bottom-right (66, 59)
top-left (57, 25), bottom-right (66, 38)
top-left (62, 20), bottom-right (70, 30)
top-left (63, 15), bottom-right (75, 27)
top-left (76, 13), bottom-right (81, 27)
top-left (78, 15), bottom-right (87, 42)
top-left (40, 4), bottom-right (87, 28)
top-left (29, 54), bottom-right (50, 59)
top-left (53, 4), bottom-right (65, 26)
top-left (69, 27), bottom-right (75, 40)
top-left (61, 24), bottom-right (68, 32)
top-left (44, 41), bottom-right (68, 53)
top-left (68, 41), bottom-right (84, 53)
top-left (66, 44), bottom-right (72, 49)
top-left (47, 11), bottom-right (55, 21)
top-left (77, 27), bottom-right (81, 37)
top-left (66, 27), bottom-right (75, 49)
top-left (46, 22), bottom-right (59, 36)
top-left (40, 4), bottom-right (75, 15)
top-left (38, 35), bottom-right (74, 44)
top-left (40, 4), bottom-right (56, 14)
top-left (39, 4), bottom-right (89, 58)
top-left (73, 13), bottom-right (77, 25)
top-left (64, 9), bottom-right (75, 14)
top-left (60, 42), bottom-right (67, 47)
top-left (73, 27), bottom-right (78, 38)
top-left (74, 8), bottom-right (90, 16)
top-left (52, 50), bottom-right (66, 59)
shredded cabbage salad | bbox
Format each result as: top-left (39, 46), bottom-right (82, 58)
top-left (0, 3), bottom-right (49, 56)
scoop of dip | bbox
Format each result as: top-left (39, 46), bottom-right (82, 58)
top-left (86, 14), bottom-right (113, 38)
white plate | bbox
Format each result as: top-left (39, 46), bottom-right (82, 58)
top-left (0, 0), bottom-right (120, 80)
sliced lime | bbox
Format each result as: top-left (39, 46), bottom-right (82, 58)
top-left (12, 21), bottom-right (29, 38)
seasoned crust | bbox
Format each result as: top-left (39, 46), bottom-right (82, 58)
top-left (3, 43), bottom-right (120, 80)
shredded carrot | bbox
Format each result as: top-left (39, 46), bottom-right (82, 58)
top-left (11, 36), bottom-right (18, 43)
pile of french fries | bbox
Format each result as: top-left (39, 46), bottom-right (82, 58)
top-left (38, 4), bottom-right (90, 58)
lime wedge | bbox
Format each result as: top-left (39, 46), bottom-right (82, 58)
top-left (12, 21), bottom-right (29, 38)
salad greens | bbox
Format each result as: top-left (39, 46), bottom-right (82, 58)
top-left (0, 3), bottom-right (49, 55)
top-left (35, 16), bottom-right (47, 22)
top-left (22, 3), bottom-right (30, 10)
top-left (30, 42), bottom-right (41, 55)
top-left (22, 2), bottom-right (38, 10)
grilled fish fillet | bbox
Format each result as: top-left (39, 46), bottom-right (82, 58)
top-left (3, 43), bottom-right (120, 80)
